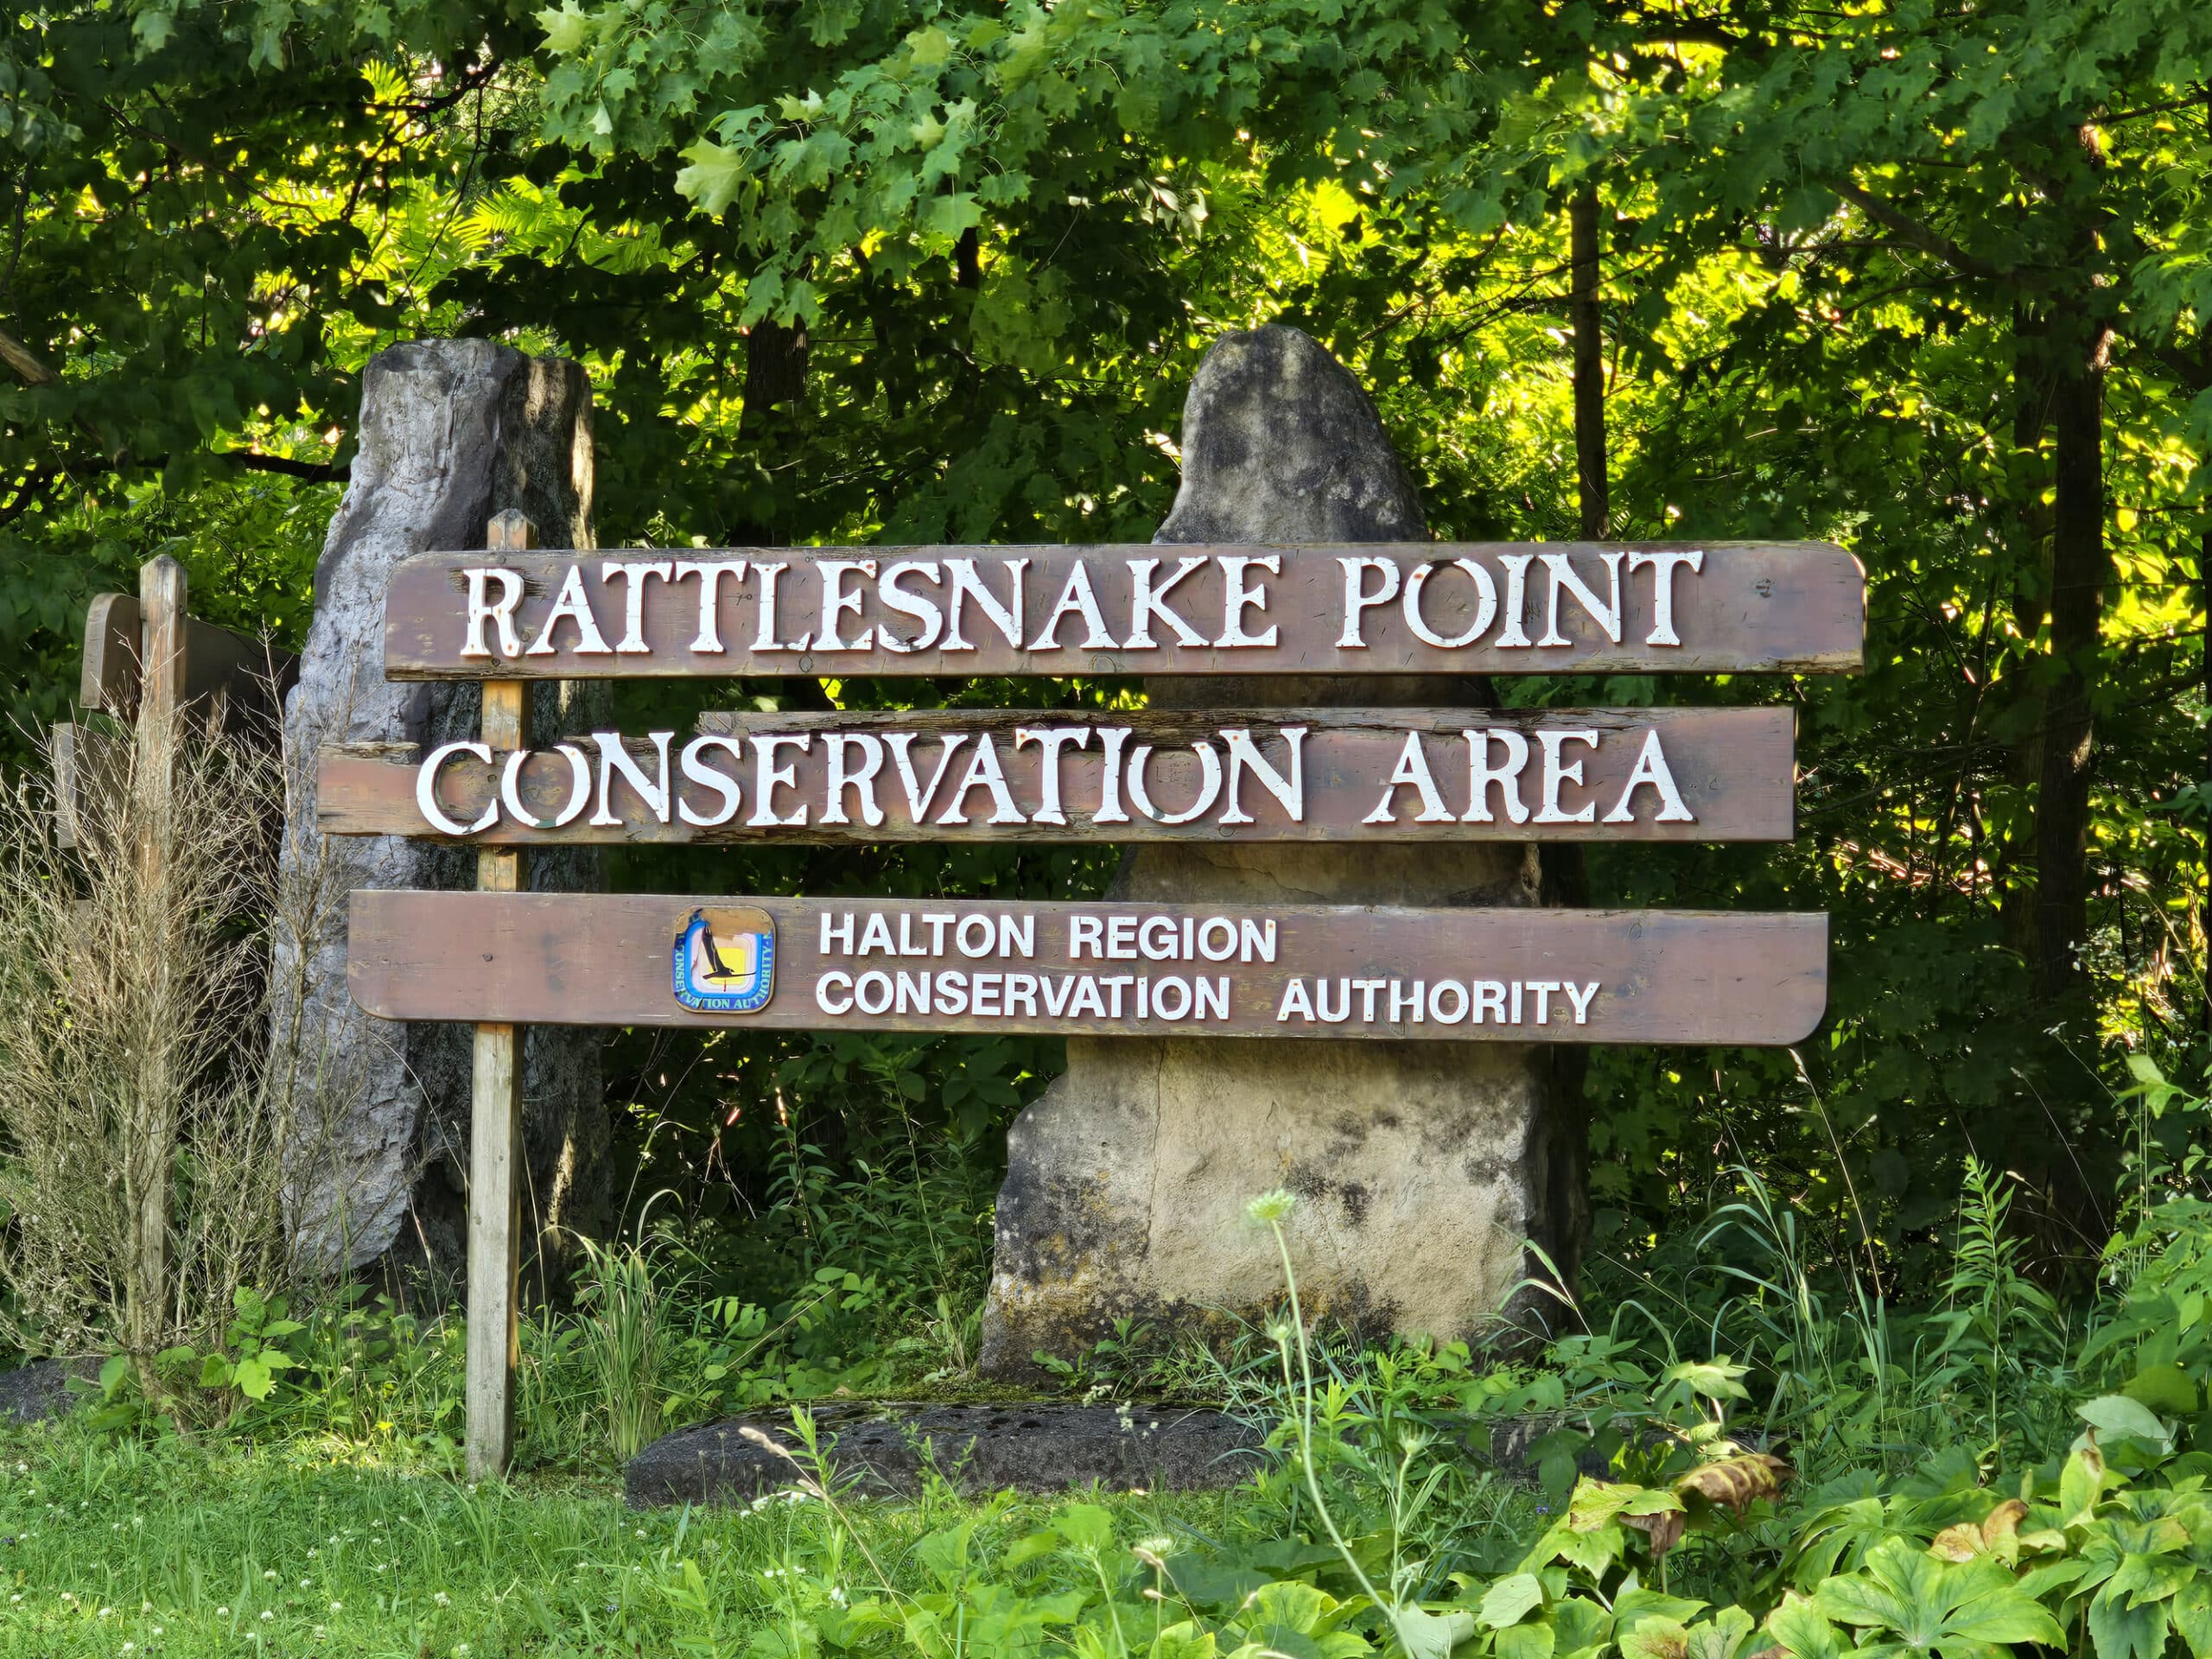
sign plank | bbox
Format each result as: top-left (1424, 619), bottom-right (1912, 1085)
top-left (347, 892), bottom-right (1829, 1046)
top-left (82, 591), bottom-right (300, 732)
top-left (318, 706), bottom-right (1794, 845)
top-left (382, 541), bottom-right (1863, 680)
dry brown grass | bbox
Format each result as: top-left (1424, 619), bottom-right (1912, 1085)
top-left (0, 700), bottom-right (361, 1414)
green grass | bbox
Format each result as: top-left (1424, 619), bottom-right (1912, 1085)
top-left (0, 1417), bottom-right (1238, 1658)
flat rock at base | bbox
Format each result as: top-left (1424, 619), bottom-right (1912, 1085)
top-left (0, 1358), bottom-right (92, 1424)
top-left (625, 1402), bottom-right (1265, 1509)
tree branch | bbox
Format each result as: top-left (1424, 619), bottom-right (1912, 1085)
top-left (0, 324), bottom-right (56, 386)
top-left (1827, 180), bottom-right (2010, 283)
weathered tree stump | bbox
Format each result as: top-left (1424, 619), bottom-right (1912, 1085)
top-left (979, 326), bottom-right (1586, 1376)
top-left (275, 340), bottom-right (612, 1290)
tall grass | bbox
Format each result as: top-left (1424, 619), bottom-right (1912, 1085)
top-left (572, 1234), bottom-right (674, 1462)
top-left (0, 702), bottom-right (364, 1414)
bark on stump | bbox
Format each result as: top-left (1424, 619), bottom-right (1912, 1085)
top-left (977, 326), bottom-right (1586, 1378)
top-left (276, 340), bottom-right (612, 1290)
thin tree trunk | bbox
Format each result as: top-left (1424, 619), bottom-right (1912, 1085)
top-left (1569, 189), bottom-right (1608, 540)
top-left (2032, 337), bottom-right (2110, 1004)
top-left (1999, 306), bottom-right (2053, 962)
top-left (733, 317), bottom-right (810, 550)
top-left (1550, 188), bottom-right (1604, 1279)
top-left (740, 318), bottom-right (809, 442)
top-left (2200, 518), bottom-right (2209, 1033)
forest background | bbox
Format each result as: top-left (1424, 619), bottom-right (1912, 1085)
top-left (2, 0), bottom-right (2208, 1300)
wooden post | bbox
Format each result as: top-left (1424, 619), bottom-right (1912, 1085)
top-left (467, 509), bottom-right (531, 1481)
top-left (137, 556), bottom-right (188, 766)
top-left (125, 556), bottom-right (188, 1389)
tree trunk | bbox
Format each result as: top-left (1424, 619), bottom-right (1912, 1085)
top-left (1569, 188), bottom-right (1609, 541)
top-left (741, 318), bottom-right (809, 440)
top-left (733, 317), bottom-right (810, 551)
top-left (2200, 518), bottom-right (2210, 1035)
top-left (2032, 339), bottom-right (2110, 1005)
top-left (1999, 308), bottom-right (2053, 962)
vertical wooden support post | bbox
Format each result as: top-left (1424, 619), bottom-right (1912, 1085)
top-left (127, 556), bottom-right (188, 1386)
top-left (466, 510), bottom-right (531, 1481)
top-left (137, 556), bottom-right (188, 772)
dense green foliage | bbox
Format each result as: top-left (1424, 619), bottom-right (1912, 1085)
top-left (0, 1069), bottom-right (2202, 1656)
top-left (5, 2), bottom-right (2212, 1651)
top-left (0, 0), bottom-right (2207, 1288)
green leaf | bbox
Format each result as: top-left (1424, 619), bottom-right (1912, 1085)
top-left (1050, 1503), bottom-right (1114, 1554)
top-left (1766, 1591), bottom-right (1846, 1659)
top-left (2109, 1553), bottom-right (2195, 1608)
top-left (2172, 1577), bottom-right (2212, 1658)
top-left (1395, 1605), bottom-right (1478, 1659)
top-left (1480, 1573), bottom-right (1546, 1630)
top-left (2063, 1442), bottom-right (2111, 1521)
top-left (2089, 1592), bottom-right (2171, 1659)
top-left (232, 1353), bottom-right (275, 1400)
top-left (537, 1), bottom-right (593, 55)
top-left (1496, 1618), bottom-right (1557, 1659)
top-left (1661, 1359), bottom-right (1751, 1403)
top-left (677, 139), bottom-right (749, 214)
top-left (2124, 1364), bottom-right (2199, 1417)
top-left (2080, 1395), bottom-right (2174, 1450)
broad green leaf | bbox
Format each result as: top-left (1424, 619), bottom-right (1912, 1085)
top-left (2079, 1395), bottom-right (2174, 1449)
top-left (677, 139), bottom-right (749, 214)
top-left (2124, 1364), bottom-right (2199, 1417)
top-left (2089, 1592), bottom-right (2171, 1659)
top-left (2173, 1577), bottom-right (2212, 1658)
top-left (536, 1), bottom-right (592, 54)
top-left (1497, 1618), bottom-right (1557, 1659)
top-left (1050, 1503), bottom-right (1114, 1554)
top-left (1766, 1591), bottom-right (1846, 1659)
top-left (1480, 1574), bottom-right (1546, 1630)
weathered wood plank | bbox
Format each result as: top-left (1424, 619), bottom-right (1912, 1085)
top-left (81, 591), bottom-right (300, 731)
top-left (347, 892), bottom-right (1829, 1046)
top-left (48, 721), bottom-right (127, 849)
top-left (316, 706), bottom-right (1795, 845)
top-left (381, 541), bottom-right (1864, 680)
top-left (466, 507), bottom-right (531, 1484)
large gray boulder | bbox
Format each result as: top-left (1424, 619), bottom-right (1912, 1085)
top-left (274, 340), bottom-right (612, 1288)
top-left (978, 326), bottom-right (1586, 1376)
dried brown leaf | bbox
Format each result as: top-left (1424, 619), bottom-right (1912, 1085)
top-left (1980, 1498), bottom-right (2028, 1546)
top-left (1928, 1523), bottom-right (1985, 1562)
top-left (1624, 1508), bottom-right (1688, 1557)
top-left (1674, 1452), bottom-right (1794, 1517)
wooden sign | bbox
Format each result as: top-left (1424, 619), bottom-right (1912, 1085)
top-left (381, 541), bottom-right (1864, 680)
top-left (317, 706), bottom-right (1796, 845)
top-left (80, 590), bottom-right (298, 731)
top-left (348, 892), bottom-right (1828, 1046)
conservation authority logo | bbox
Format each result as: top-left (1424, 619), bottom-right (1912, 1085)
top-left (672, 906), bottom-right (777, 1014)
